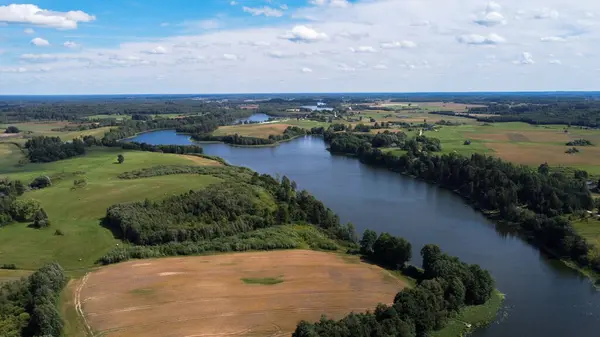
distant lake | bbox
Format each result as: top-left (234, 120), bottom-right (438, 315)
top-left (301, 105), bottom-right (334, 111)
top-left (126, 130), bottom-right (194, 145)
top-left (235, 113), bottom-right (270, 124)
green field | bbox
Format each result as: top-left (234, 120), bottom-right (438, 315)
top-left (431, 290), bottom-right (505, 337)
top-left (0, 148), bottom-right (222, 271)
top-left (1, 121), bottom-right (114, 141)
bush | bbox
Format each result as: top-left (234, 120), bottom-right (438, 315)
top-left (32, 209), bottom-right (50, 228)
top-left (5, 126), bottom-right (20, 133)
top-left (1, 263), bottom-right (17, 269)
top-left (30, 175), bottom-right (52, 189)
top-left (10, 198), bottom-right (41, 221)
top-left (54, 229), bottom-right (64, 236)
top-left (72, 178), bottom-right (87, 189)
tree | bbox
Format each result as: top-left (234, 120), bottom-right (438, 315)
top-left (117, 154), bottom-right (125, 164)
top-left (5, 126), bottom-right (20, 133)
top-left (32, 208), bottom-right (50, 228)
top-left (10, 198), bottom-right (41, 221)
top-left (372, 233), bottom-right (412, 268)
top-left (30, 176), bottom-right (52, 189)
top-left (360, 229), bottom-right (378, 255)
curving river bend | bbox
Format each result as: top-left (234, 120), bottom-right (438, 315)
top-left (129, 131), bottom-right (600, 337)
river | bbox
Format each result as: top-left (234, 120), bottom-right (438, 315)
top-left (128, 130), bottom-right (600, 336)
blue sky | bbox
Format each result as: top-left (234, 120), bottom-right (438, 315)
top-left (0, 0), bottom-right (598, 94)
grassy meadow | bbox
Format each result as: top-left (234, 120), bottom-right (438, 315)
top-left (0, 147), bottom-right (222, 271)
top-left (1, 121), bottom-right (114, 141)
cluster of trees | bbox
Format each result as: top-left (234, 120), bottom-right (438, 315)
top-left (192, 126), bottom-right (313, 146)
top-left (360, 230), bottom-right (412, 268)
top-left (98, 224), bottom-right (339, 264)
top-left (565, 147), bottom-right (580, 154)
top-left (293, 242), bottom-right (494, 337)
top-left (322, 131), bottom-right (600, 273)
top-left (326, 131), bottom-right (439, 155)
top-left (121, 141), bottom-right (203, 154)
top-left (566, 139), bottom-right (593, 146)
top-left (0, 263), bottom-right (67, 337)
top-left (24, 136), bottom-right (86, 163)
top-left (0, 178), bottom-right (25, 226)
top-left (4, 126), bottom-right (19, 134)
top-left (193, 134), bottom-right (276, 146)
top-left (104, 172), bottom-right (353, 246)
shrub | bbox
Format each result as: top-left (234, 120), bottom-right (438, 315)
top-left (5, 126), bottom-right (20, 133)
top-left (30, 176), bottom-right (52, 189)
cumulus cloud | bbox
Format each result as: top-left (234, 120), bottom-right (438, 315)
top-left (350, 46), bottom-right (377, 53)
top-left (301, 67), bottom-right (313, 73)
top-left (280, 25), bottom-right (328, 43)
top-left (474, 11), bottom-right (506, 26)
top-left (243, 6), bottom-right (284, 17)
top-left (0, 4), bottom-right (95, 29)
top-left (514, 52), bottom-right (535, 64)
top-left (380, 41), bottom-right (417, 49)
top-left (457, 33), bottom-right (505, 45)
top-left (31, 37), bottom-right (50, 46)
top-left (24, 28), bottom-right (35, 34)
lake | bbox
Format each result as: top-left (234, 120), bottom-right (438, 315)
top-left (127, 130), bottom-right (600, 337)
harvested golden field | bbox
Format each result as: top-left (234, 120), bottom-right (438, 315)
top-left (214, 123), bottom-right (291, 138)
top-left (180, 154), bottom-right (223, 166)
top-left (485, 142), bottom-right (600, 166)
top-left (77, 250), bottom-right (405, 337)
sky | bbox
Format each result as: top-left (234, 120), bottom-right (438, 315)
top-left (0, 0), bottom-right (598, 94)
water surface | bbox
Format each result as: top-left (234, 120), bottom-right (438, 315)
top-left (127, 130), bottom-right (600, 337)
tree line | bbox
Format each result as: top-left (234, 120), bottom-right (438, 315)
top-left (103, 171), bottom-right (353, 246)
top-left (191, 126), bottom-right (313, 146)
top-left (323, 131), bottom-right (599, 274)
top-left (293, 238), bottom-right (494, 337)
top-left (0, 263), bottom-right (67, 337)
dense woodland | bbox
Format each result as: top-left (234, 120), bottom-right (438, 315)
top-left (323, 130), bottom-right (599, 273)
top-left (293, 241), bottom-right (494, 337)
top-left (25, 136), bottom-right (86, 163)
top-left (0, 263), bottom-right (67, 337)
top-left (0, 178), bottom-right (26, 226)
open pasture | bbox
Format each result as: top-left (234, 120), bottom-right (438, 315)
top-left (0, 148), bottom-right (223, 270)
top-left (0, 121), bottom-right (113, 141)
top-left (213, 122), bottom-right (292, 138)
top-left (77, 250), bottom-right (406, 337)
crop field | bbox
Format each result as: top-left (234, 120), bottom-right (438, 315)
top-left (0, 269), bottom-right (33, 284)
top-left (0, 148), bottom-right (223, 270)
top-left (76, 250), bottom-right (406, 337)
top-left (213, 123), bottom-right (292, 138)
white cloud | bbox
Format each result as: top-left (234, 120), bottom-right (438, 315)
top-left (350, 46), bottom-right (377, 53)
top-left (243, 6), bottom-right (284, 17)
top-left (533, 8), bottom-right (559, 19)
top-left (457, 33), bottom-right (505, 45)
top-left (380, 40), bottom-right (417, 49)
top-left (223, 53), bottom-right (238, 60)
top-left (24, 28), bottom-right (35, 34)
top-left (20, 54), bottom-right (55, 62)
top-left (549, 59), bottom-right (562, 64)
top-left (280, 5), bottom-right (289, 10)
top-left (373, 64), bottom-right (387, 70)
top-left (514, 52), bottom-right (535, 64)
top-left (540, 36), bottom-right (565, 42)
top-left (31, 37), bottom-right (50, 46)
top-left (230, 1), bottom-right (238, 5)
top-left (337, 63), bottom-right (355, 72)
top-left (182, 19), bottom-right (220, 30)
top-left (301, 67), bottom-right (313, 73)
top-left (310, 0), bottom-right (349, 8)
top-left (144, 46), bottom-right (168, 54)
top-left (0, 4), bottom-right (95, 29)
top-left (474, 11), bottom-right (506, 26)
top-left (280, 25), bottom-right (328, 43)
top-left (160, 22), bottom-right (170, 27)
top-left (63, 41), bottom-right (79, 48)
top-left (0, 67), bottom-right (28, 73)
top-left (267, 50), bottom-right (291, 58)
